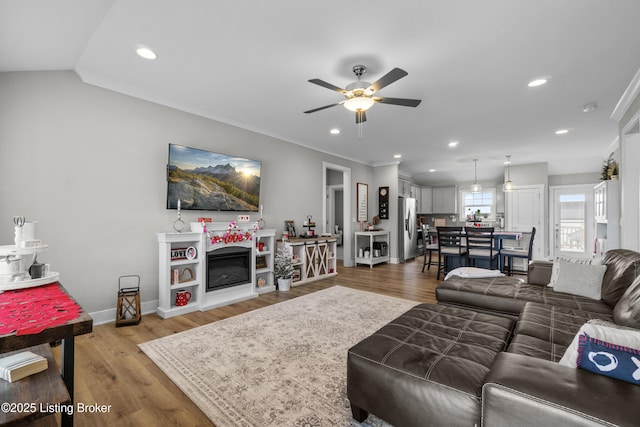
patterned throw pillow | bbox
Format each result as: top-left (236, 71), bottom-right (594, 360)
top-left (559, 319), bottom-right (640, 368)
top-left (577, 334), bottom-right (640, 385)
top-left (548, 256), bottom-right (602, 287)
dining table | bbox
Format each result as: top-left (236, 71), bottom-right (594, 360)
top-left (424, 228), bottom-right (525, 272)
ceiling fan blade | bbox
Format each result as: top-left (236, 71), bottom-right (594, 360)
top-left (355, 110), bottom-right (367, 124)
top-left (304, 102), bottom-right (343, 114)
top-left (308, 79), bottom-right (346, 93)
top-left (367, 68), bottom-right (408, 93)
top-left (373, 97), bottom-right (422, 107)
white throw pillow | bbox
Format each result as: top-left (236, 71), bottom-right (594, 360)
top-left (548, 256), bottom-right (602, 288)
top-left (559, 319), bottom-right (640, 367)
top-left (552, 259), bottom-right (606, 300)
top-left (547, 256), bottom-right (602, 287)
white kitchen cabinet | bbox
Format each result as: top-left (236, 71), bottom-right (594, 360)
top-left (432, 186), bottom-right (457, 213)
top-left (420, 187), bottom-right (433, 213)
top-left (398, 179), bottom-right (411, 197)
top-left (410, 185), bottom-right (421, 211)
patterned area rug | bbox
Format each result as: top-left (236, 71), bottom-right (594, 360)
top-left (139, 286), bottom-right (417, 426)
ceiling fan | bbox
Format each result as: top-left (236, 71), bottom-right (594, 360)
top-left (304, 65), bottom-right (422, 124)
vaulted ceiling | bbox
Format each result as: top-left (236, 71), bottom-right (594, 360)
top-left (2, 0), bottom-right (640, 184)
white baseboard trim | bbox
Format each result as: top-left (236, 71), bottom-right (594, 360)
top-left (89, 300), bottom-right (159, 326)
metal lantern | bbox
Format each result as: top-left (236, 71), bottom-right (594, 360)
top-left (116, 275), bottom-right (141, 327)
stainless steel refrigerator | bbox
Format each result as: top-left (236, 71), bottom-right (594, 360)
top-left (398, 197), bottom-right (417, 262)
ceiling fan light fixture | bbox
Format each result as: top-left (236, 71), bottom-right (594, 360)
top-left (344, 96), bottom-right (375, 112)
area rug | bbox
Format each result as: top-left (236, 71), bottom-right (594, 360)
top-left (139, 286), bottom-right (417, 427)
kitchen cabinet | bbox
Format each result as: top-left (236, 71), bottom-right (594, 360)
top-left (398, 179), bottom-right (411, 197)
top-left (420, 187), bottom-right (433, 213)
top-left (432, 186), bottom-right (457, 213)
top-left (410, 184), bottom-right (421, 211)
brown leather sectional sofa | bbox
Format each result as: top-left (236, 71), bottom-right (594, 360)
top-left (347, 249), bottom-right (640, 426)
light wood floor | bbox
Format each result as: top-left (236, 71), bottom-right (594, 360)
top-left (52, 258), bottom-right (440, 426)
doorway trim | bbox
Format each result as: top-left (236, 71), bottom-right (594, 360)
top-left (323, 162), bottom-right (352, 267)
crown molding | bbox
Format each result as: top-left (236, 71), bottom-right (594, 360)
top-left (611, 67), bottom-right (640, 122)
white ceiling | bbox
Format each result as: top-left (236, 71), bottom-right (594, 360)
top-left (2, 0), bottom-right (640, 185)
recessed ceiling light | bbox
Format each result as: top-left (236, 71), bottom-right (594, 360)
top-left (527, 78), bottom-right (548, 87)
top-left (136, 46), bottom-right (158, 60)
top-left (448, 141), bottom-right (459, 148)
top-left (429, 169), bottom-right (436, 173)
top-left (393, 154), bottom-right (402, 159)
top-left (330, 128), bottom-right (340, 135)
top-left (555, 129), bottom-right (569, 135)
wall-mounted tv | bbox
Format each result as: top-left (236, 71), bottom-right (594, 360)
top-left (167, 144), bottom-right (261, 211)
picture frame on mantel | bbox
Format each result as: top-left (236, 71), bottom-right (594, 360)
top-left (357, 182), bottom-right (368, 222)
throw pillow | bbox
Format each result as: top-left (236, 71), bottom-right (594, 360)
top-left (613, 274), bottom-right (640, 329)
top-left (577, 334), bottom-right (640, 385)
top-left (548, 256), bottom-right (601, 287)
top-left (559, 319), bottom-right (640, 368)
top-left (552, 259), bottom-right (607, 300)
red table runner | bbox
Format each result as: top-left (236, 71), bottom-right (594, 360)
top-left (0, 283), bottom-right (81, 336)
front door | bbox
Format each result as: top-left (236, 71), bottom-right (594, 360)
top-left (550, 185), bottom-right (595, 258)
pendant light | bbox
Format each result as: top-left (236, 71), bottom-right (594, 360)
top-left (503, 155), bottom-right (516, 192)
top-left (471, 159), bottom-right (482, 193)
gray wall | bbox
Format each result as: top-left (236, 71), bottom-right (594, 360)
top-left (0, 71), bottom-right (373, 314)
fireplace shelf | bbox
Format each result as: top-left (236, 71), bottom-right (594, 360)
top-left (157, 232), bottom-right (204, 319)
top-left (255, 229), bottom-right (276, 294)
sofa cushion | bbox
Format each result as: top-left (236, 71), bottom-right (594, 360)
top-left (506, 333), bottom-right (567, 362)
top-left (601, 249), bottom-right (640, 307)
top-left (515, 302), bottom-right (612, 347)
top-left (613, 273), bottom-right (640, 328)
top-left (559, 319), bottom-right (640, 368)
top-left (437, 276), bottom-right (613, 317)
top-left (552, 258), bottom-right (607, 300)
top-left (347, 303), bottom-right (513, 427)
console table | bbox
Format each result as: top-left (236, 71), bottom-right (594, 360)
top-left (354, 231), bottom-right (390, 268)
top-left (0, 283), bottom-right (93, 427)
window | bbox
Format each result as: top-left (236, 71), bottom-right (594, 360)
top-left (459, 189), bottom-right (496, 221)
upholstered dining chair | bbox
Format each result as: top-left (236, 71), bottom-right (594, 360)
top-left (421, 224), bottom-right (440, 272)
top-left (501, 227), bottom-right (536, 276)
top-left (436, 226), bottom-right (466, 280)
top-left (464, 227), bottom-right (499, 270)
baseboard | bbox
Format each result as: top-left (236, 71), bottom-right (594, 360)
top-left (89, 300), bottom-right (159, 326)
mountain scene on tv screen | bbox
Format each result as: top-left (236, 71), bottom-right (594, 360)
top-left (168, 162), bottom-right (260, 211)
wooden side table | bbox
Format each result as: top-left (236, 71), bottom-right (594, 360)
top-left (0, 283), bottom-right (93, 427)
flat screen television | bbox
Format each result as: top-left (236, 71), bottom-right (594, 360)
top-left (167, 144), bottom-right (261, 211)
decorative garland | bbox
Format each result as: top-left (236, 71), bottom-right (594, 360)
top-left (209, 221), bottom-right (259, 245)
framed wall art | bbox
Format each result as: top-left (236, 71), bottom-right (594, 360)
top-left (357, 182), bottom-right (368, 222)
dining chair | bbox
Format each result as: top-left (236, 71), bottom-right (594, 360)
top-left (464, 226), bottom-right (499, 270)
top-left (501, 227), bottom-right (536, 276)
top-left (436, 226), bottom-right (466, 280)
top-left (421, 224), bottom-right (440, 272)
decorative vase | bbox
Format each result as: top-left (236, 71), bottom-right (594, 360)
top-left (277, 278), bottom-right (291, 291)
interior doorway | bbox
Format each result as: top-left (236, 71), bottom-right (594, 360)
top-left (327, 184), bottom-right (344, 260)
top-left (323, 162), bottom-right (352, 267)
top-left (549, 185), bottom-right (595, 259)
